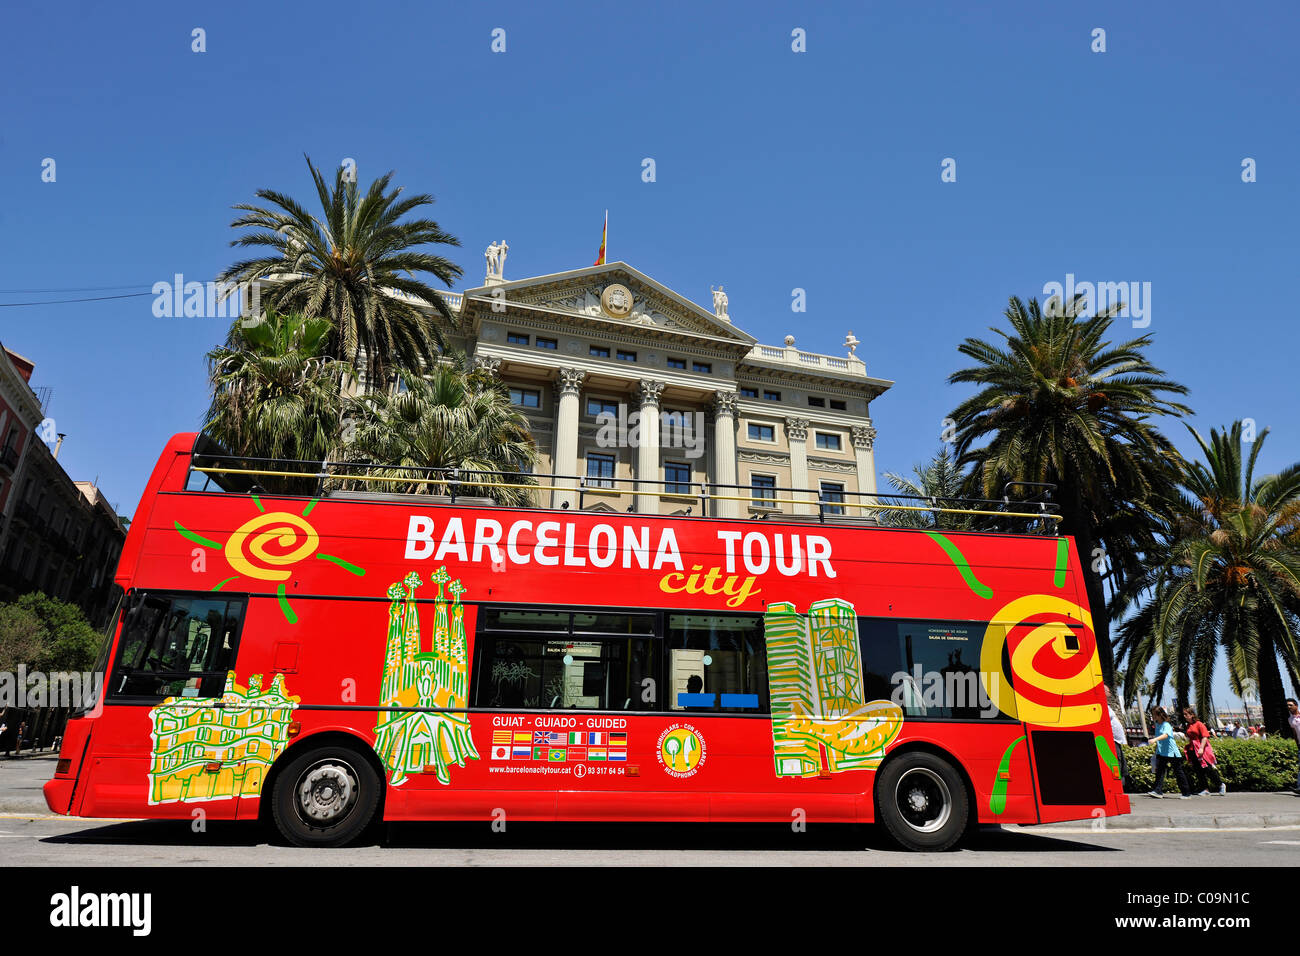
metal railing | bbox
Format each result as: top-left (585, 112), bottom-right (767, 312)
top-left (187, 451), bottom-right (1062, 531)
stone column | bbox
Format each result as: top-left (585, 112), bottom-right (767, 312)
top-left (711, 391), bottom-right (740, 518)
top-left (634, 379), bottom-right (665, 514)
top-left (785, 417), bottom-right (812, 515)
top-left (852, 423), bottom-right (879, 516)
top-left (552, 367), bottom-right (586, 508)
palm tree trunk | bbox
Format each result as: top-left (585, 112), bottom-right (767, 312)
top-left (1258, 626), bottom-right (1289, 735)
top-left (1059, 489), bottom-right (1116, 690)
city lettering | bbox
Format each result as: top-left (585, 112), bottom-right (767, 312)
top-left (659, 564), bottom-right (761, 609)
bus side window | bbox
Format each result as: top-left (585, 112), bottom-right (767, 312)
top-left (473, 608), bottom-right (657, 711)
top-left (666, 613), bottom-right (768, 714)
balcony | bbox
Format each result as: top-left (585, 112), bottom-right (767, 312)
top-left (744, 342), bottom-right (867, 378)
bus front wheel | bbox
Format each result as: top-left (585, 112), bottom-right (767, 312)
top-left (875, 751), bottom-right (969, 852)
top-left (271, 744), bottom-right (381, 848)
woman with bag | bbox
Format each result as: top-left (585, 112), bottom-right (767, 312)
top-left (1182, 707), bottom-right (1226, 795)
top-left (1148, 706), bottom-right (1192, 798)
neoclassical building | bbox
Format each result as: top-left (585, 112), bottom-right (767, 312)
top-left (439, 253), bottom-right (892, 519)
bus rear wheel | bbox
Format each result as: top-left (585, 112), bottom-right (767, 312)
top-left (875, 751), bottom-right (968, 852)
top-left (271, 745), bottom-right (381, 848)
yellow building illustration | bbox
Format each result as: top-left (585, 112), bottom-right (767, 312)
top-left (148, 671), bottom-right (300, 804)
top-left (764, 599), bottom-right (903, 778)
top-left (372, 568), bottom-right (479, 786)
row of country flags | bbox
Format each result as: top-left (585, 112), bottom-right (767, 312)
top-left (493, 731), bottom-right (626, 747)
top-left (490, 729), bottom-right (627, 762)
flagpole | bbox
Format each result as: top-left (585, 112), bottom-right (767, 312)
top-left (604, 209), bottom-right (608, 263)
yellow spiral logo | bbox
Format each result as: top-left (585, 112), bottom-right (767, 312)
top-left (223, 512), bottom-right (320, 582)
top-left (979, 594), bottom-right (1103, 727)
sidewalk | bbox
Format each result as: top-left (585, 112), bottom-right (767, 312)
top-left (0, 754), bottom-right (60, 815)
top-left (1026, 790), bottom-right (1300, 831)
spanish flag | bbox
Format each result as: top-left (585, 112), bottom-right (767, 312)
top-left (593, 210), bottom-right (607, 266)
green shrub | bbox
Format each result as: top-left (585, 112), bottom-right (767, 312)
top-left (1121, 738), bottom-right (1298, 793)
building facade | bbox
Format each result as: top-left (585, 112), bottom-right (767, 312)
top-left (442, 258), bottom-right (892, 519)
top-left (0, 345), bottom-right (126, 625)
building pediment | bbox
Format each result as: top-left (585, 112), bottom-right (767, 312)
top-left (462, 263), bottom-right (756, 346)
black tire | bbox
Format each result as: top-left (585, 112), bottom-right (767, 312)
top-left (270, 744), bottom-right (382, 848)
top-left (875, 751), bottom-right (969, 852)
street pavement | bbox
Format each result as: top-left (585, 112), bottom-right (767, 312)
top-left (4, 752), bottom-right (1300, 865)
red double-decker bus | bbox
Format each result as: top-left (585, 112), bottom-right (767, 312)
top-left (45, 433), bottom-right (1128, 850)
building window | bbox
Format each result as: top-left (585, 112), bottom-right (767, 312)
top-left (830, 399), bottom-right (847, 411)
top-left (509, 388), bottom-right (540, 408)
top-left (586, 398), bottom-right (619, 418)
top-left (617, 350), bottom-right (637, 362)
top-left (763, 390), bottom-right (781, 402)
top-left (586, 453), bottom-right (616, 489)
top-left (692, 362), bottom-right (712, 374)
top-left (807, 396), bottom-right (825, 408)
top-left (815, 432), bottom-right (842, 451)
top-left (740, 387), bottom-right (758, 399)
top-left (820, 481), bottom-right (846, 516)
top-left (667, 357), bottom-right (686, 370)
top-left (751, 474), bottom-right (777, 508)
top-left (507, 331), bottom-right (529, 345)
top-left (590, 345), bottom-right (611, 358)
top-left (747, 423), bottom-right (775, 442)
top-left (535, 337), bottom-right (558, 350)
top-left (664, 462), bottom-right (691, 496)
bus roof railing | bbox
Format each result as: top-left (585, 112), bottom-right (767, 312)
top-left (186, 447), bottom-right (1062, 531)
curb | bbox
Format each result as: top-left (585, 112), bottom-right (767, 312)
top-left (1028, 815), bottom-right (1300, 831)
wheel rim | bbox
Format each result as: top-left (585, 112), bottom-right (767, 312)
top-left (294, 758), bottom-right (360, 829)
top-left (894, 767), bottom-right (952, 834)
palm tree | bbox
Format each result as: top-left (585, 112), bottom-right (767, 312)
top-left (340, 359), bottom-right (539, 506)
top-left (947, 294), bottom-right (1192, 686)
top-left (204, 310), bottom-right (346, 485)
top-left (1115, 422), bottom-right (1300, 733)
top-left (218, 155), bottom-right (463, 387)
top-left (880, 447), bottom-right (979, 530)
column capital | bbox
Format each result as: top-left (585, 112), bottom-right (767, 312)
top-left (472, 354), bottom-right (502, 377)
top-left (784, 417), bottom-right (810, 442)
top-left (636, 379), bottom-right (666, 407)
top-left (712, 390), bottom-right (739, 417)
top-left (555, 366), bottom-right (587, 396)
top-left (851, 423), bottom-right (877, 450)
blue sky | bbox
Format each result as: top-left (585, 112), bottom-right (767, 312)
top-left (3, 1), bottom-right (1297, 707)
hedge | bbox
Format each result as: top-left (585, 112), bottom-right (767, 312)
top-left (1120, 737), bottom-right (1299, 793)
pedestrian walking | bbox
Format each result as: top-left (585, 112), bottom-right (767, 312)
top-left (1147, 707), bottom-right (1192, 799)
top-left (1288, 698), bottom-right (1300, 794)
top-left (1182, 707), bottom-right (1226, 795)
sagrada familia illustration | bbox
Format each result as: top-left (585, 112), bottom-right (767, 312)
top-left (373, 568), bottom-right (480, 785)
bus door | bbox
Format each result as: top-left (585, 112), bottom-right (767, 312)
top-left (985, 606), bottom-right (1109, 816)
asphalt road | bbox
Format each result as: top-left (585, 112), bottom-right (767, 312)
top-left (5, 754), bottom-right (1299, 866)
top-left (0, 813), bottom-right (1296, 865)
